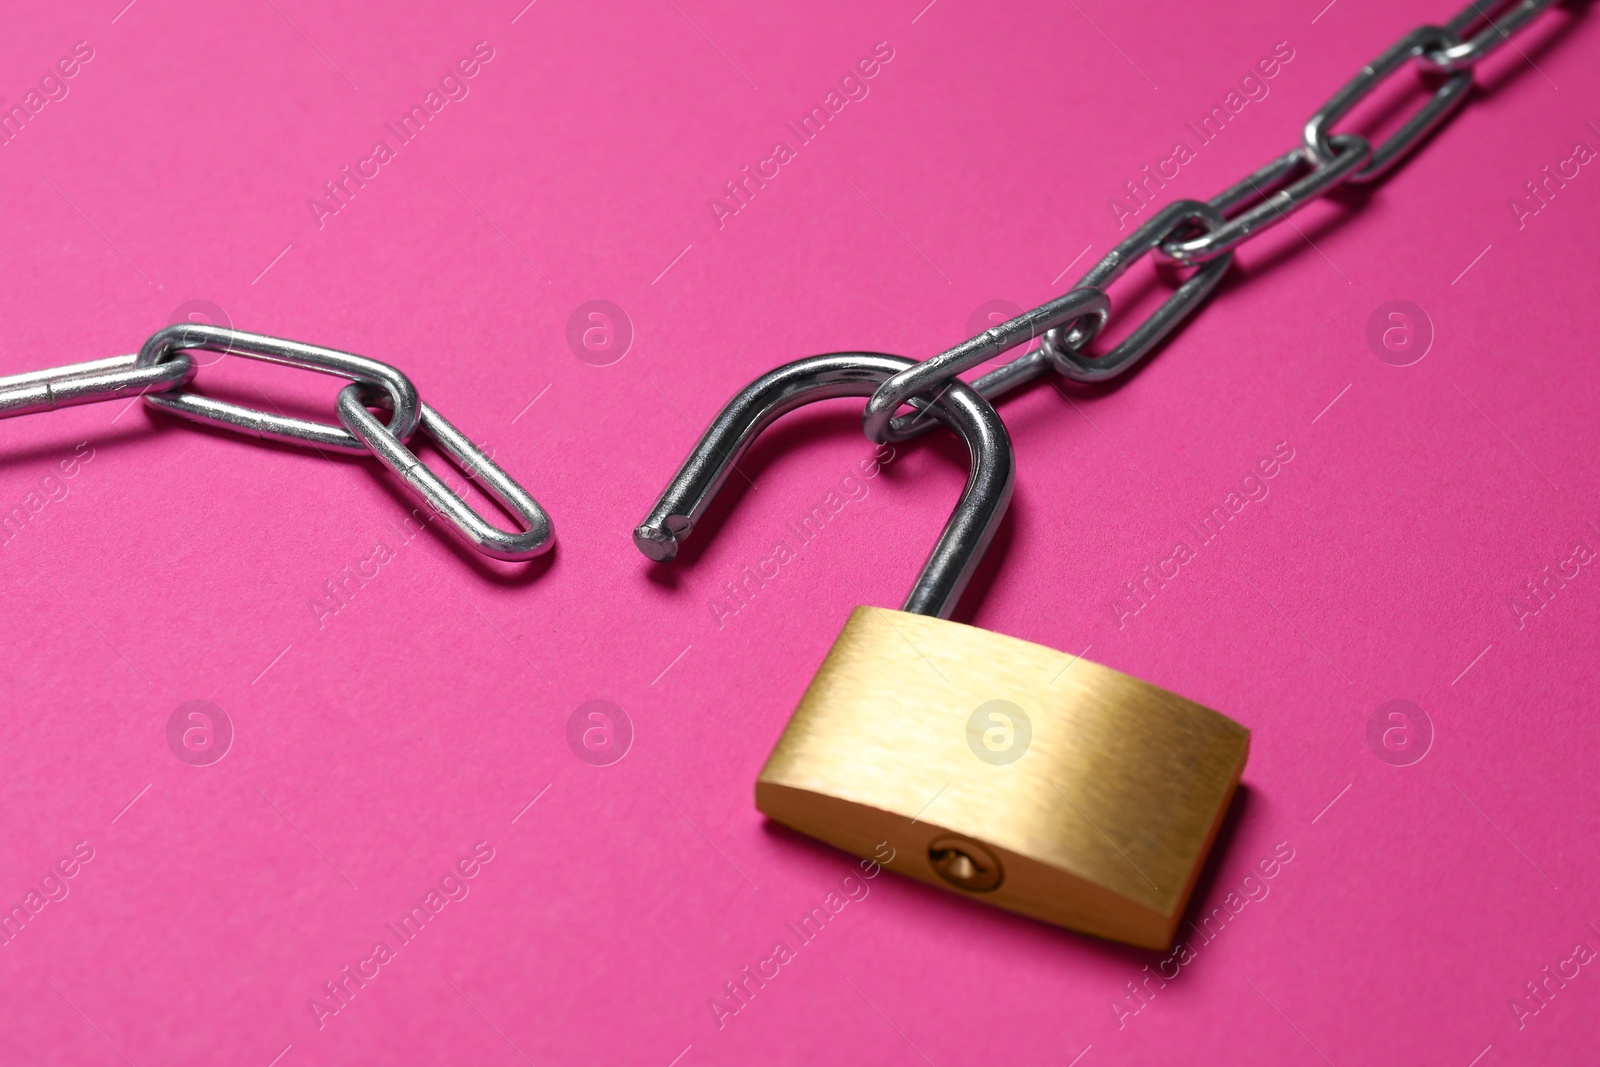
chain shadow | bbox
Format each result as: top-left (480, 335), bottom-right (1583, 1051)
top-left (131, 409), bottom-right (554, 587)
top-left (356, 443), bottom-right (557, 587)
top-left (0, 418), bottom-right (160, 470)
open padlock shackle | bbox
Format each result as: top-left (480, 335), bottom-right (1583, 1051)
top-left (633, 352), bottom-right (1014, 620)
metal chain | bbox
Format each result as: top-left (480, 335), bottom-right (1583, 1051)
top-left (863, 0), bottom-right (1578, 445)
top-left (0, 326), bottom-right (553, 561)
top-left (0, 3), bottom-right (1571, 564)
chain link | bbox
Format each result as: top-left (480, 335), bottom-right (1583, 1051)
top-left (1303, 25), bottom-right (1474, 183)
top-left (864, 2), bottom-right (1575, 445)
top-left (863, 286), bottom-right (1107, 443)
top-left (1425, 0), bottom-right (1560, 69)
top-left (1044, 200), bottom-right (1235, 384)
top-left (137, 324), bottom-right (424, 454)
top-left (0, 325), bottom-right (553, 561)
top-left (1161, 134), bottom-right (1372, 265)
top-left (337, 384), bottom-right (554, 562)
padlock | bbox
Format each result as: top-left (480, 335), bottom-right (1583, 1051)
top-left (636, 352), bottom-right (1248, 949)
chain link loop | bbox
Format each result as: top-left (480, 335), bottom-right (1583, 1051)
top-left (890, 307), bottom-right (1114, 440)
top-left (868, 203), bottom-right (1235, 442)
top-left (1423, 0), bottom-right (1559, 69)
top-left (337, 385), bottom-right (554, 561)
top-left (1045, 200), bottom-right (1235, 384)
top-left (137, 324), bottom-right (423, 454)
top-left (1304, 25), bottom-right (1474, 183)
top-left (864, 286), bottom-right (1108, 444)
top-left (1160, 134), bottom-right (1372, 265)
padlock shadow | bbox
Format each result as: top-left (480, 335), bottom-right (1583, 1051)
top-left (758, 780), bottom-right (1255, 973)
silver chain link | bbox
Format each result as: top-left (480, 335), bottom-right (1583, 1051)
top-left (862, 0), bottom-right (1579, 445)
top-left (136, 325), bottom-right (425, 454)
top-left (1046, 200), bottom-right (1235, 383)
top-left (1426, 0), bottom-right (1560, 69)
top-left (1303, 25), bottom-right (1474, 183)
top-left (0, 326), bottom-right (553, 561)
top-left (1161, 133), bottom-right (1372, 265)
top-left (337, 384), bottom-right (554, 562)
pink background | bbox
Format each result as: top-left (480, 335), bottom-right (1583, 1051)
top-left (1, 0), bottom-right (1597, 1064)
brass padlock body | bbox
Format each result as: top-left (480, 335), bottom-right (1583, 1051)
top-left (756, 607), bottom-right (1249, 949)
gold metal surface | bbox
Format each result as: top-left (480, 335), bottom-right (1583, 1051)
top-left (755, 607), bottom-right (1249, 949)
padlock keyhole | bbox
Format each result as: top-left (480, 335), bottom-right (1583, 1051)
top-left (928, 836), bottom-right (1004, 892)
